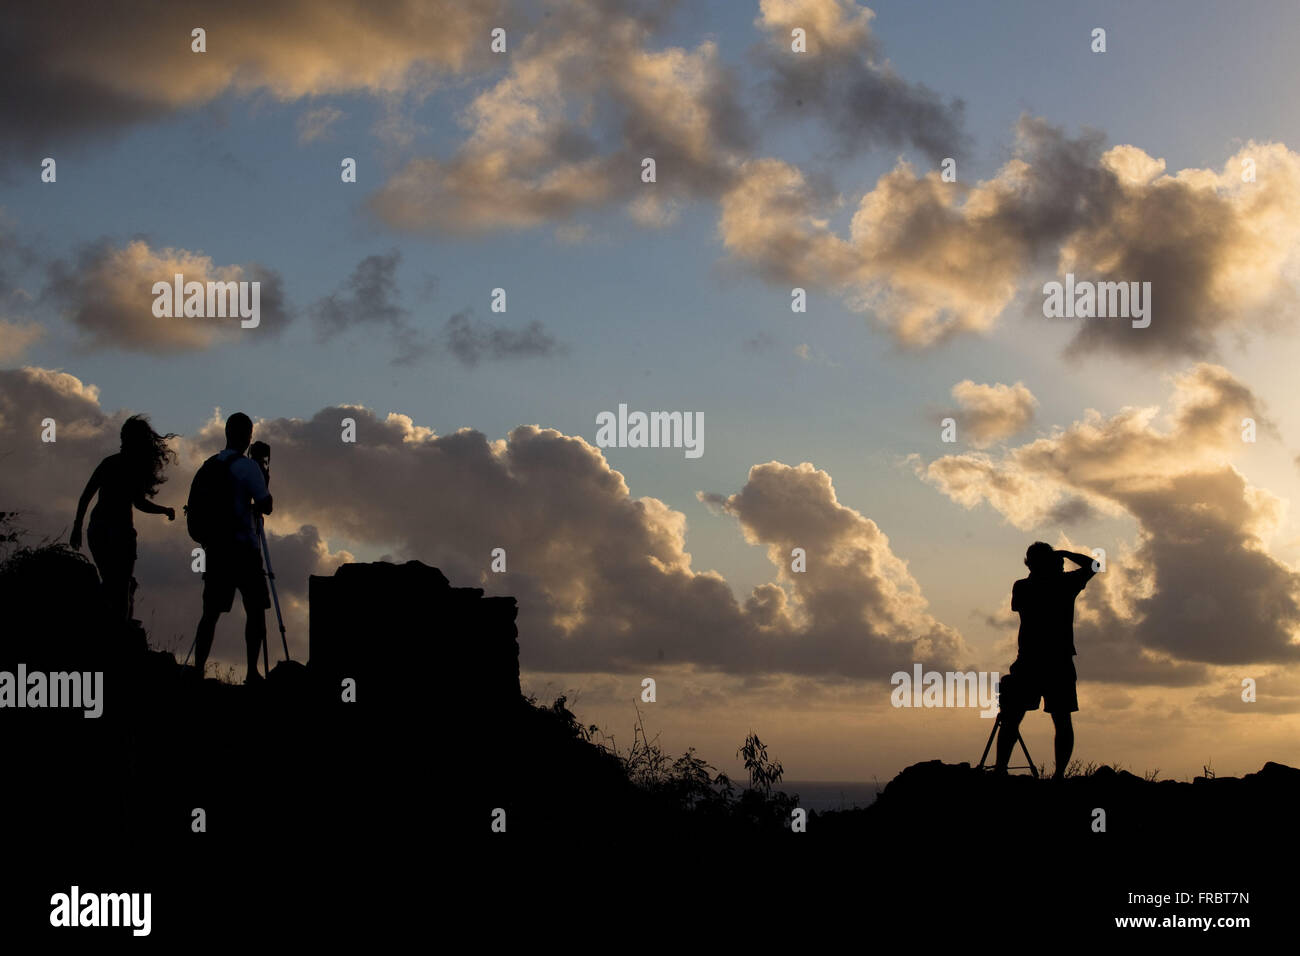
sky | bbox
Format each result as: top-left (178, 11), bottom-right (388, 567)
top-left (3, 0), bottom-right (1300, 784)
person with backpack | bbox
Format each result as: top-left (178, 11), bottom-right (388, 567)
top-left (70, 414), bottom-right (178, 628)
top-left (187, 412), bottom-right (273, 682)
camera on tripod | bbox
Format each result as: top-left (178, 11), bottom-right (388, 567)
top-left (250, 440), bottom-right (271, 482)
top-left (976, 672), bottom-right (1039, 777)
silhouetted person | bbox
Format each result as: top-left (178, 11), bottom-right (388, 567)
top-left (995, 542), bottom-right (1097, 780)
top-left (190, 412), bottom-right (273, 682)
top-left (70, 415), bottom-right (178, 627)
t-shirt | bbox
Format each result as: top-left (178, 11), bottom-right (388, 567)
top-left (215, 448), bottom-right (271, 548)
top-left (87, 453), bottom-right (145, 532)
top-left (1011, 567), bottom-right (1095, 666)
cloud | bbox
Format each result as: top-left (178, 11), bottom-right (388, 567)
top-left (754, 0), bottom-right (966, 161)
top-left (311, 251), bottom-right (409, 340)
top-left (367, 1), bottom-right (979, 237)
top-left (0, 321), bottom-right (43, 362)
top-left (945, 380), bottom-right (1037, 448)
top-left (310, 254), bottom-right (564, 366)
top-left (717, 157), bottom-right (860, 289)
top-left (0, 366), bottom-right (106, 441)
top-left (370, 0), bottom-right (754, 234)
top-left (1040, 495), bottom-right (1099, 527)
top-left (309, 251), bottom-right (436, 365)
top-left (0, 367), bottom-right (968, 681)
top-left (626, 194), bottom-right (682, 229)
top-left (917, 364), bottom-right (1300, 679)
top-left (0, 0), bottom-right (507, 152)
top-left (720, 116), bottom-right (1300, 355)
top-left (230, 417), bottom-right (969, 677)
top-left (296, 106), bottom-right (345, 144)
top-left (553, 224), bottom-right (591, 244)
top-left (719, 118), bottom-right (1096, 345)
top-left (0, 210), bottom-right (39, 299)
top-left (43, 239), bottom-right (289, 352)
top-left (1194, 674), bottom-right (1300, 715)
top-left (1060, 140), bottom-right (1300, 360)
top-left (701, 460), bottom-right (969, 672)
top-left (442, 311), bottom-right (563, 367)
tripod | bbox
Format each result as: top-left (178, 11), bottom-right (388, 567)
top-left (249, 442), bottom-right (290, 675)
top-left (977, 713), bottom-right (1039, 778)
top-left (257, 513), bottom-right (291, 671)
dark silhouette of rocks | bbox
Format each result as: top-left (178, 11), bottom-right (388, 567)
top-left (0, 543), bottom-right (138, 668)
top-left (813, 758), bottom-right (1300, 847)
top-left (0, 550), bottom-right (537, 936)
top-left (2, 542), bottom-right (1291, 934)
top-left (309, 559), bottom-right (521, 714)
top-left (8, 545), bottom-right (1296, 854)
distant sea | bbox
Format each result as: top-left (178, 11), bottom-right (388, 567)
top-left (780, 781), bottom-right (881, 813)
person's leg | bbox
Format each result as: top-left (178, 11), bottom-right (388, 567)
top-left (193, 607), bottom-right (220, 673)
top-left (124, 529), bottom-right (139, 624)
top-left (195, 550), bottom-right (236, 675)
top-left (238, 547), bottom-right (270, 682)
top-left (1050, 711), bottom-right (1074, 780)
top-left (994, 708), bottom-right (1027, 772)
top-left (243, 593), bottom-right (266, 681)
top-left (89, 532), bottom-right (131, 627)
top-left (101, 562), bottom-right (131, 627)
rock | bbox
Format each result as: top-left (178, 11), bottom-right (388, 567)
top-left (308, 559), bottom-right (520, 716)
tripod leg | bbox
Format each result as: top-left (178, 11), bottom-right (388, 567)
top-left (258, 520), bottom-right (292, 663)
top-left (1018, 732), bottom-right (1038, 778)
top-left (978, 714), bottom-right (1001, 769)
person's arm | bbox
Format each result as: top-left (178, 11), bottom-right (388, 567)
top-left (240, 459), bottom-right (273, 515)
top-left (70, 461), bottom-right (105, 549)
top-left (1058, 550), bottom-right (1098, 595)
top-left (1011, 580), bottom-right (1022, 612)
top-left (133, 494), bottom-right (175, 521)
top-left (1057, 550), bottom-right (1097, 572)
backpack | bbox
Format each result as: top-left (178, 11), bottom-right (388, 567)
top-left (185, 454), bottom-right (238, 546)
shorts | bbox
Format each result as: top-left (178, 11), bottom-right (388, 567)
top-left (202, 544), bottom-right (271, 614)
top-left (1001, 658), bottom-right (1078, 714)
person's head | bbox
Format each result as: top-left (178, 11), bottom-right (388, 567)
top-left (1024, 541), bottom-right (1062, 576)
top-left (225, 412), bottom-right (253, 453)
top-left (119, 414), bottom-right (178, 496)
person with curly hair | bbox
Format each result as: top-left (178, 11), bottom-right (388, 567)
top-left (71, 414), bottom-right (178, 627)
